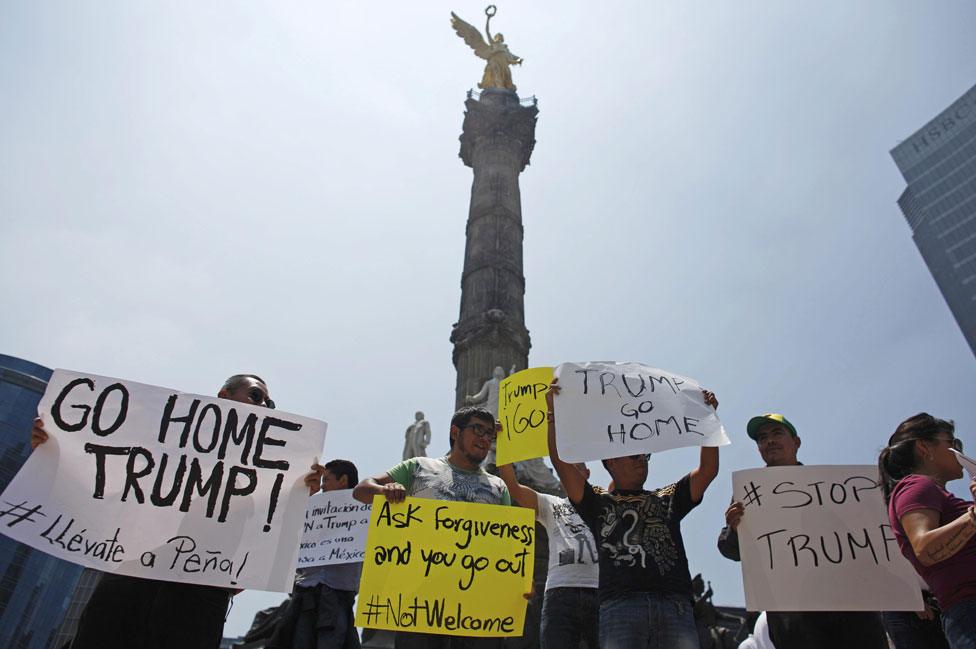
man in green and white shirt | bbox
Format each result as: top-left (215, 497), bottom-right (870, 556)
top-left (354, 406), bottom-right (510, 648)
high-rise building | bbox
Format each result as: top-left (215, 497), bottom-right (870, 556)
top-left (891, 83), bottom-right (976, 356)
top-left (0, 354), bottom-right (85, 648)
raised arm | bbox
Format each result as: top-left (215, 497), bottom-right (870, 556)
top-left (304, 462), bottom-right (326, 496)
top-left (547, 378), bottom-right (585, 504)
top-left (497, 463), bottom-right (539, 512)
top-left (353, 473), bottom-right (406, 505)
top-left (902, 489), bottom-right (976, 567)
top-left (465, 381), bottom-right (489, 405)
top-left (689, 390), bottom-right (720, 503)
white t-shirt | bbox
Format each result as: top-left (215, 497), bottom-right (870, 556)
top-left (536, 493), bottom-right (599, 590)
top-left (739, 612), bottom-right (775, 649)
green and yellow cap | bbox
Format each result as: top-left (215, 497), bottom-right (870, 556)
top-left (746, 413), bottom-right (798, 440)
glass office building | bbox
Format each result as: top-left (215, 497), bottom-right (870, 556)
top-left (891, 83), bottom-right (976, 356)
top-left (0, 354), bottom-right (84, 648)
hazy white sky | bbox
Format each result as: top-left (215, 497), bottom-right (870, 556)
top-left (3, 0), bottom-right (976, 637)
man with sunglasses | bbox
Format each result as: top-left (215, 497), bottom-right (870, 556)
top-left (354, 406), bottom-right (511, 648)
top-left (546, 379), bottom-right (721, 649)
top-left (30, 373), bottom-right (278, 649)
top-left (716, 413), bottom-right (888, 649)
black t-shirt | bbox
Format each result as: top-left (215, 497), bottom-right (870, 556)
top-left (573, 474), bottom-right (698, 602)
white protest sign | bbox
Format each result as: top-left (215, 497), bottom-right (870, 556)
top-left (733, 465), bottom-right (923, 611)
top-left (950, 448), bottom-right (976, 479)
top-left (0, 370), bottom-right (326, 592)
top-left (298, 489), bottom-right (371, 567)
top-left (552, 362), bottom-right (729, 462)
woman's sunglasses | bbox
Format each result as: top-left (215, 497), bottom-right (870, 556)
top-left (934, 436), bottom-right (963, 452)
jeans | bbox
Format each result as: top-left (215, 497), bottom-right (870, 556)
top-left (883, 610), bottom-right (949, 649)
top-left (943, 600), bottom-right (976, 649)
top-left (291, 584), bottom-right (360, 649)
top-left (540, 587), bottom-right (600, 649)
top-left (598, 592), bottom-right (699, 649)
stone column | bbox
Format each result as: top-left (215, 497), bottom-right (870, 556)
top-left (451, 89), bottom-right (538, 409)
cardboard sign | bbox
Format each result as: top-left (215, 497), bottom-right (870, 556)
top-left (0, 370), bottom-right (326, 592)
top-left (733, 465), bottom-right (923, 611)
top-left (552, 361), bottom-right (729, 462)
top-left (355, 497), bottom-right (534, 637)
top-left (299, 489), bottom-right (371, 567)
top-left (496, 367), bottom-right (554, 465)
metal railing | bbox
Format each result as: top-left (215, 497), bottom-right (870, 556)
top-left (467, 88), bottom-right (537, 107)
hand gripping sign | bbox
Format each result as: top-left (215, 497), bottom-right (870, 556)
top-left (356, 497), bottom-right (534, 637)
top-left (733, 465), bottom-right (923, 611)
top-left (0, 370), bottom-right (326, 592)
top-left (552, 361), bottom-right (729, 462)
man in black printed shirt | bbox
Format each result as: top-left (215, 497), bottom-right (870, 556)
top-left (546, 378), bottom-right (721, 649)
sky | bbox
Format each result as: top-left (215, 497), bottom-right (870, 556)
top-left (2, 0), bottom-right (976, 638)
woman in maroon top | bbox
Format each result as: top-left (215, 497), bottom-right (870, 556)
top-left (879, 413), bottom-right (976, 649)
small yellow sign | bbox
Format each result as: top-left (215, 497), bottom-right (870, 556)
top-left (355, 497), bottom-right (534, 637)
top-left (495, 367), bottom-right (554, 466)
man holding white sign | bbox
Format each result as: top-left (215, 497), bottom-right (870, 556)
top-left (717, 413), bottom-right (890, 649)
top-left (547, 363), bottom-right (723, 649)
top-left (20, 372), bottom-right (324, 649)
top-left (272, 459), bottom-right (364, 649)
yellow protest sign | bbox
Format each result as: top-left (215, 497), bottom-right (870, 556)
top-left (495, 367), bottom-right (554, 465)
top-left (355, 497), bottom-right (534, 637)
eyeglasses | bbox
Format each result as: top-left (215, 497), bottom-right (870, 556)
top-left (463, 423), bottom-right (496, 439)
top-left (248, 387), bottom-right (275, 410)
top-left (935, 436), bottom-right (963, 452)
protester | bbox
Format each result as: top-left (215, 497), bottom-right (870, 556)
top-left (30, 374), bottom-right (279, 649)
top-left (717, 413), bottom-right (888, 649)
top-left (546, 378), bottom-right (720, 649)
top-left (880, 412), bottom-right (976, 649)
top-left (353, 406), bottom-right (510, 649)
top-left (496, 461), bottom-right (599, 649)
top-left (270, 459), bottom-right (363, 649)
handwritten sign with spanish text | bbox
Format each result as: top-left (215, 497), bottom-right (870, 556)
top-left (0, 370), bottom-right (326, 591)
top-left (299, 489), bottom-right (371, 567)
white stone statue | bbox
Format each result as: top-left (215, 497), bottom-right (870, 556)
top-left (464, 365), bottom-right (515, 416)
top-left (514, 456), bottom-right (564, 494)
top-left (402, 411), bottom-right (432, 461)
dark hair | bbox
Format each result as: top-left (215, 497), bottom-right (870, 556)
top-left (222, 374), bottom-right (267, 392)
top-left (600, 454), bottom-right (650, 473)
top-left (449, 407), bottom-right (495, 448)
top-left (324, 459), bottom-right (359, 488)
top-left (878, 413), bottom-right (955, 503)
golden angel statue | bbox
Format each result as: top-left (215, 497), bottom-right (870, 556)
top-left (450, 6), bottom-right (523, 93)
